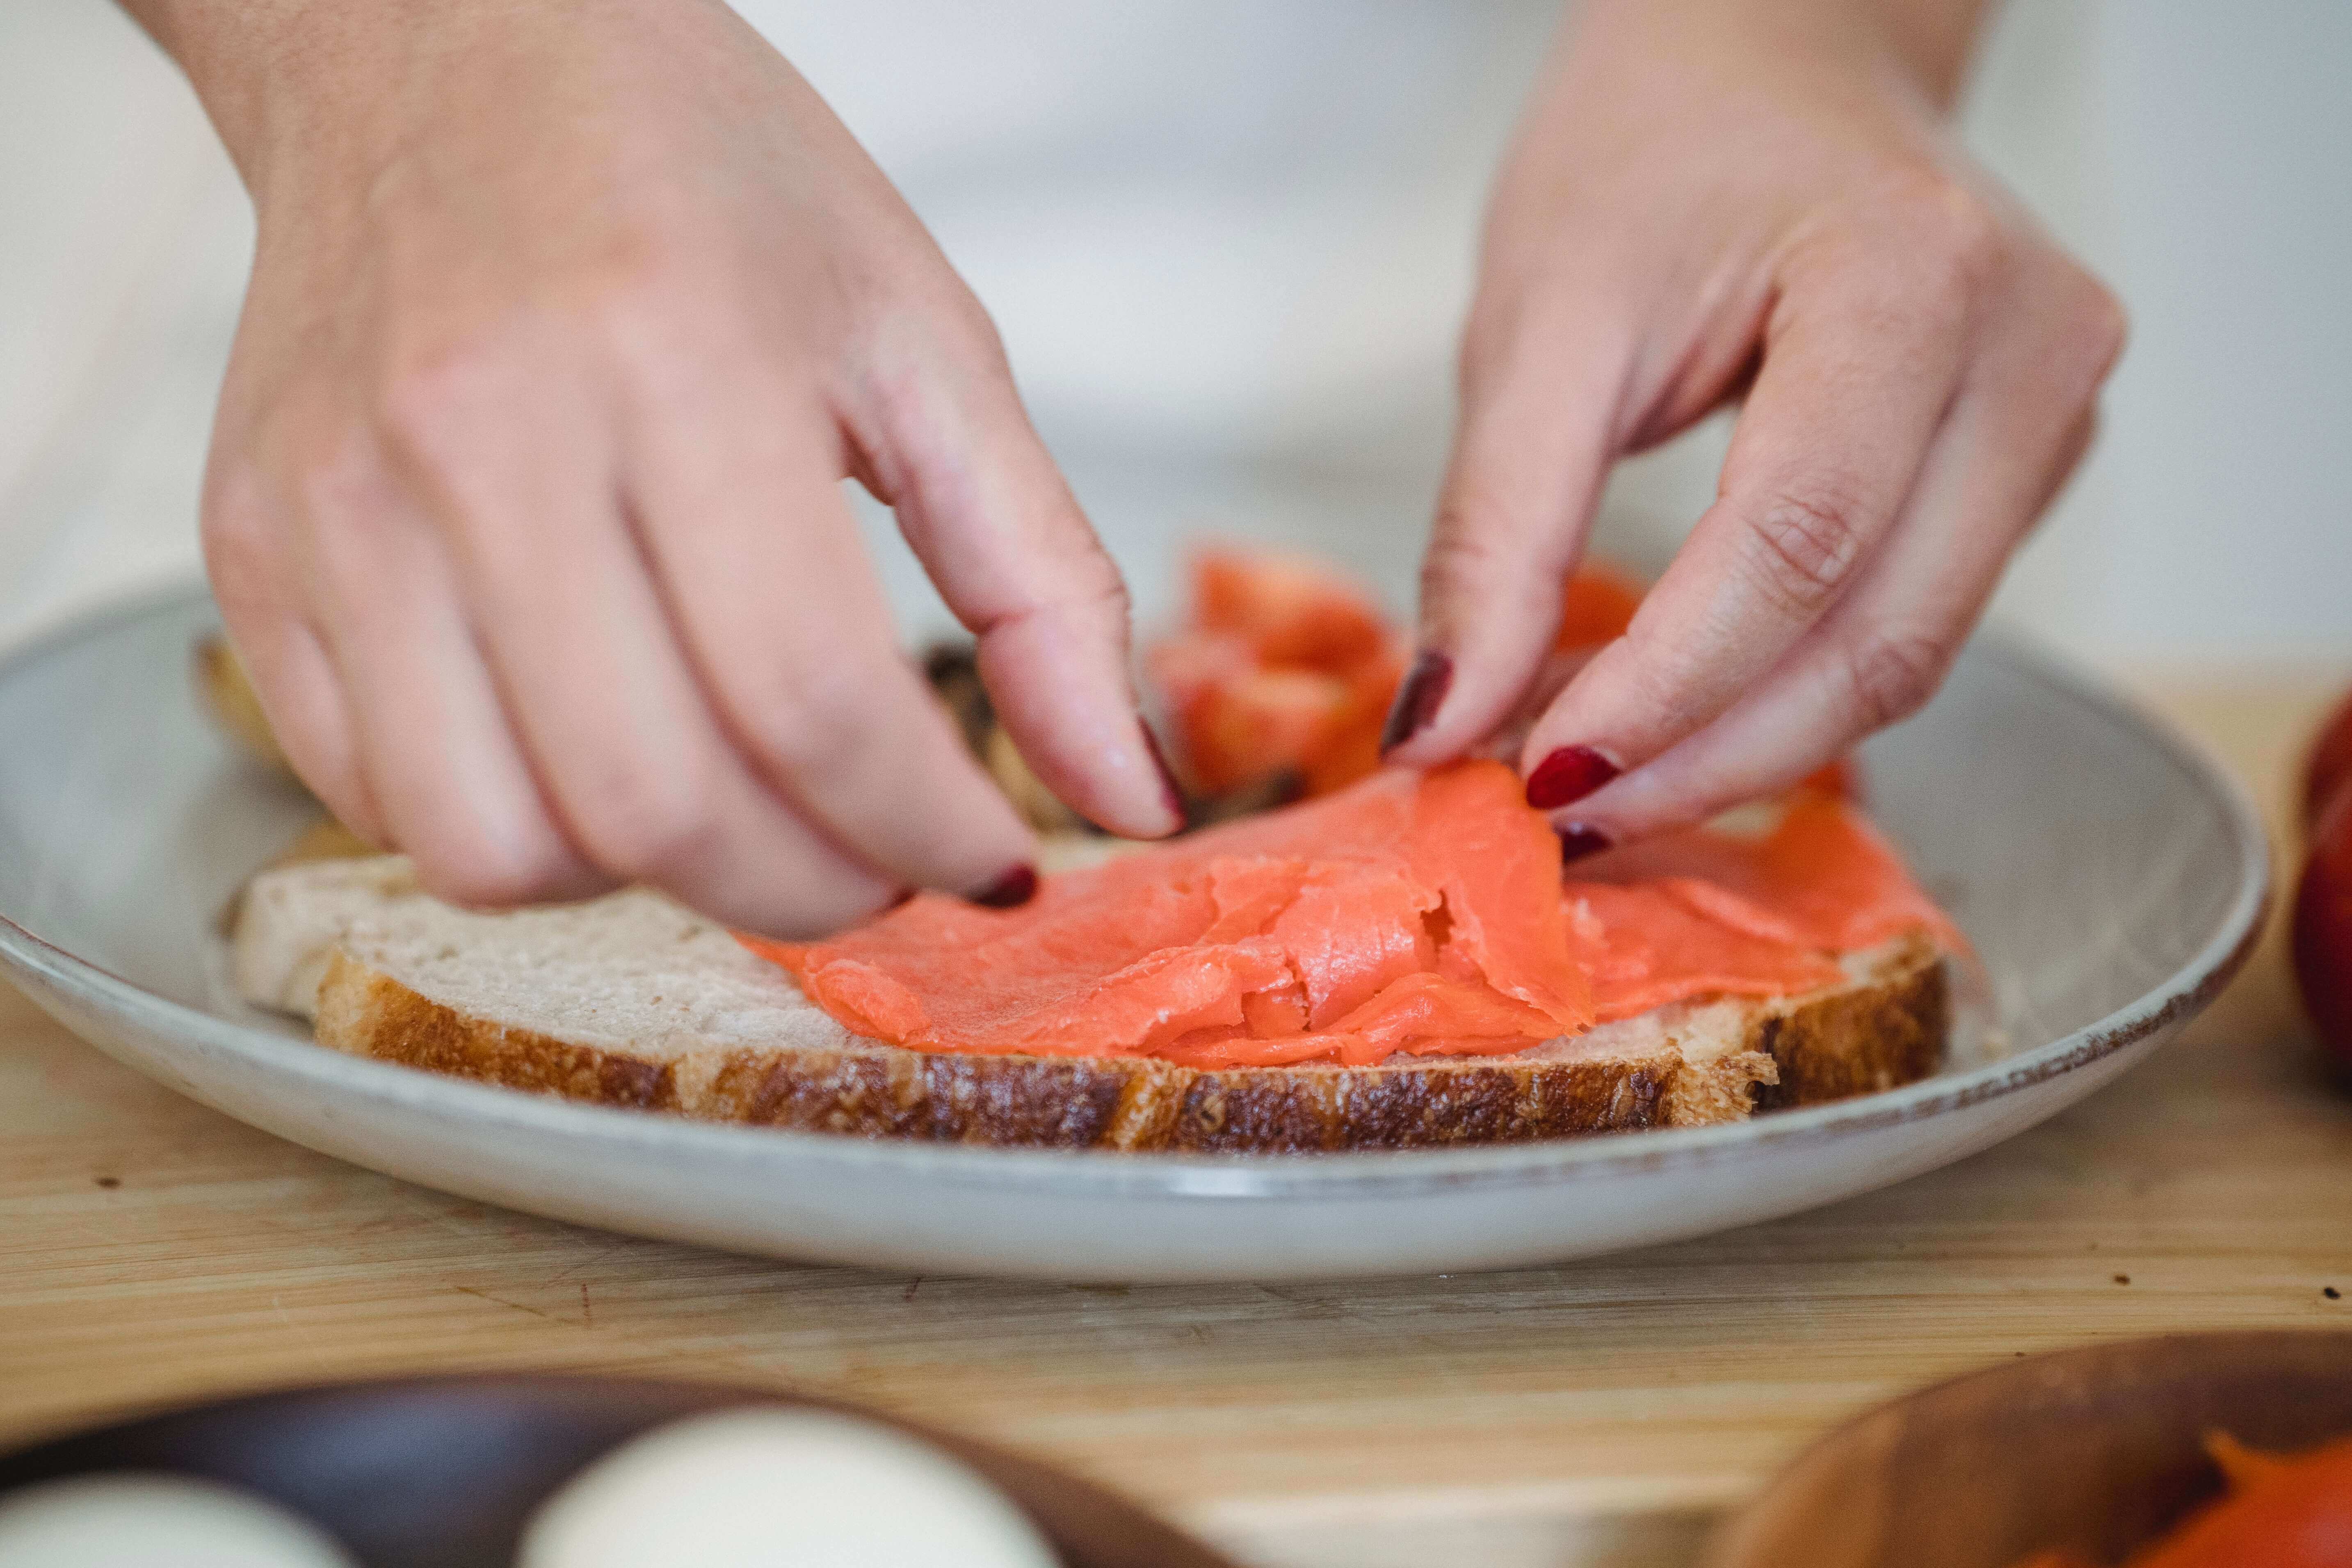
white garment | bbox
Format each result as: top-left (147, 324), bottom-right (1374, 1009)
top-left (0, 2), bottom-right (2347, 663)
top-left (735, 2), bottom-right (1559, 625)
top-left (740, 2), bottom-right (1554, 464)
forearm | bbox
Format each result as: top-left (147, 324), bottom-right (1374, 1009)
top-left (1570, 0), bottom-right (1998, 112)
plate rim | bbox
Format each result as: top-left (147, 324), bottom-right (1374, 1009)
top-left (0, 583), bottom-right (2273, 1201)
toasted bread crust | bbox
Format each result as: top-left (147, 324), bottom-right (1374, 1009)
top-left (313, 938), bottom-right (1946, 1153)
top-left (1751, 948), bottom-right (1949, 1111)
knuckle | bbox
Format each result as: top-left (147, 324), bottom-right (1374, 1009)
top-left (1419, 514), bottom-right (1567, 635)
top-left (372, 330), bottom-right (513, 473)
top-left (284, 425), bottom-right (379, 523)
top-left (987, 568), bottom-right (1135, 677)
top-left (1844, 626), bottom-right (1949, 730)
top-left (853, 283), bottom-right (1011, 441)
top-left (400, 811), bottom-right (578, 909)
top-left (1418, 524), bottom-right (1502, 612)
top-left (585, 221), bottom-right (690, 311)
top-left (1902, 175), bottom-right (2007, 289)
top-left (742, 662), bottom-right (872, 785)
top-left (1929, 200), bottom-right (2008, 301)
top-left (1422, 497), bottom-right (1532, 595)
top-left (199, 469), bottom-right (277, 585)
top-left (1736, 484), bottom-right (1871, 613)
top-left (410, 844), bottom-right (570, 911)
top-left (2060, 270), bottom-right (2130, 384)
top-left (1837, 170), bottom-right (2008, 331)
top-left (864, 242), bottom-right (996, 343)
top-left (571, 225), bottom-right (706, 363)
top-left (1603, 627), bottom-right (1703, 721)
top-left (927, 282), bottom-right (1009, 366)
top-left (565, 758), bottom-right (724, 884)
top-left (1049, 561), bottom-right (1132, 632)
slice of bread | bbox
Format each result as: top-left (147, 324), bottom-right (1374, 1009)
top-left (232, 856), bottom-right (1948, 1153)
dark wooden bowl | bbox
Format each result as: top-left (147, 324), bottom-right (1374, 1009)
top-left (1706, 1331), bottom-right (2352, 1568)
top-left (0, 1376), bottom-right (1238, 1568)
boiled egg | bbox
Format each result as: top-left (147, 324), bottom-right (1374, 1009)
top-left (520, 1408), bottom-right (1058, 1568)
top-left (0, 1473), bottom-right (354, 1567)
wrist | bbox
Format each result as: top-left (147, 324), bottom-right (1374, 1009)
top-left (1571, 0), bottom-right (1990, 114)
top-left (118, 0), bottom-right (505, 194)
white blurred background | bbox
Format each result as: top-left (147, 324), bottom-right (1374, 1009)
top-left (0, 0), bottom-right (2345, 675)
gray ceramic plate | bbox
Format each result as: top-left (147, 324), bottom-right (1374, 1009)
top-left (0, 589), bottom-right (2268, 1281)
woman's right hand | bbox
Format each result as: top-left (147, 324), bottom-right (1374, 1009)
top-left (142, 0), bottom-right (1181, 935)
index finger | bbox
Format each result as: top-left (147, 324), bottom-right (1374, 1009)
top-left (610, 378), bottom-right (1046, 908)
top-left (1516, 249), bottom-right (1976, 813)
top-left (849, 326), bottom-right (1185, 840)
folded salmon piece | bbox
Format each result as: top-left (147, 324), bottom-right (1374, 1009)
top-left (1564, 883), bottom-right (1844, 1024)
top-left (1574, 791), bottom-right (1962, 954)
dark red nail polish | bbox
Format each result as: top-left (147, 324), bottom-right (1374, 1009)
top-left (1525, 745), bottom-right (1620, 810)
top-left (970, 864), bottom-right (1038, 909)
top-left (1557, 825), bottom-right (1613, 864)
top-left (1141, 724), bottom-right (1189, 829)
top-left (1379, 650), bottom-right (1454, 756)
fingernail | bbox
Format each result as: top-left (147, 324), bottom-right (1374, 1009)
top-left (1141, 724), bottom-right (1190, 829)
top-left (969, 864), bottom-right (1038, 909)
top-left (1557, 824), bottom-right (1613, 864)
top-left (1379, 650), bottom-right (1454, 756)
top-left (1525, 745), bottom-right (1621, 810)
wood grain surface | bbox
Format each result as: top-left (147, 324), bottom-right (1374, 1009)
top-left (2, 678), bottom-right (2349, 1568)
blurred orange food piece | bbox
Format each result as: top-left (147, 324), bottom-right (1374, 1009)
top-left (1552, 557), bottom-right (1645, 652)
top-left (2132, 1431), bottom-right (2352, 1566)
top-left (1147, 546), bottom-right (1404, 799)
top-left (1148, 545), bottom-right (1863, 805)
top-left (2008, 1431), bottom-right (2352, 1568)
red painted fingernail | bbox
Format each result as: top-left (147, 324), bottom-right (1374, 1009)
top-left (1525, 745), bottom-right (1620, 810)
top-left (1557, 825), bottom-right (1613, 864)
top-left (1379, 650), bottom-right (1454, 756)
top-left (969, 864), bottom-right (1038, 908)
top-left (1141, 724), bottom-right (1189, 829)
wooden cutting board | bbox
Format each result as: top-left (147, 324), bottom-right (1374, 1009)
top-left (2, 677), bottom-right (2348, 1568)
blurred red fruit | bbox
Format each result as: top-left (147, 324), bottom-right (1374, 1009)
top-left (2304, 685), bottom-right (2352, 834)
top-left (2294, 787), bottom-right (2352, 1080)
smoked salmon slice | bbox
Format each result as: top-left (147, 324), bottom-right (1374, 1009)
top-left (745, 761), bottom-right (1950, 1070)
top-left (1576, 792), bottom-right (1960, 954)
top-left (749, 761), bottom-right (1596, 1065)
top-left (1564, 883), bottom-right (1844, 1023)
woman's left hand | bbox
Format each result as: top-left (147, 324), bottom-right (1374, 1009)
top-left (1382, 0), bottom-right (2125, 851)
